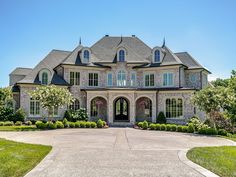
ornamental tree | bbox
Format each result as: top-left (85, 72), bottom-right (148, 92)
top-left (29, 85), bottom-right (74, 120)
top-left (0, 87), bottom-right (13, 108)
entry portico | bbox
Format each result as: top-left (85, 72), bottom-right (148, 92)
top-left (86, 90), bottom-right (157, 125)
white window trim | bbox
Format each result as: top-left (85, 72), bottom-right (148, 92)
top-left (152, 47), bottom-right (163, 63)
top-left (117, 70), bottom-right (127, 87)
top-left (130, 71), bottom-right (136, 87)
top-left (81, 48), bottom-right (91, 63)
top-left (69, 71), bottom-right (80, 86)
top-left (88, 72), bottom-right (99, 87)
top-left (164, 97), bottom-right (184, 119)
top-left (29, 99), bottom-right (40, 117)
top-left (162, 72), bottom-right (174, 87)
top-left (117, 48), bottom-right (127, 62)
top-left (143, 72), bottom-right (155, 87)
top-left (107, 72), bottom-right (113, 87)
top-left (39, 69), bottom-right (51, 85)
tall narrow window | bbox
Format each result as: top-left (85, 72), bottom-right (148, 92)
top-left (163, 73), bottom-right (173, 86)
top-left (69, 99), bottom-right (80, 111)
top-left (118, 50), bottom-right (125, 62)
top-left (117, 70), bottom-right (126, 86)
top-left (165, 98), bottom-right (183, 118)
top-left (144, 73), bottom-right (154, 87)
top-left (70, 72), bottom-right (80, 85)
top-left (42, 72), bottom-right (48, 85)
top-left (89, 73), bottom-right (99, 86)
top-left (84, 50), bottom-right (90, 62)
top-left (154, 50), bottom-right (160, 62)
top-left (107, 73), bottom-right (113, 86)
top-left (130, 72), bottom-right (136, 86)
top-left (30, 98), bottom-right (40, 116)
top-left (49, 107), bottom-right (58, 117)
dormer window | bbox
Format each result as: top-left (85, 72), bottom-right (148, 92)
top-left (42, 72), bottom-right (48, 85)
top-left (118, 50), bottom-right (125, 62)
top-left (83, 50), bottom-right (90, 62)
top-left (154, 50), bottom-right (160, 62)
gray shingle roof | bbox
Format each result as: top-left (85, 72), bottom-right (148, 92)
top-left (90, 36), bottom-right (151, 63)
top-left (17, 50), bottom-right (70, 85)
top-left (10, 67), bottom-right (32, 75)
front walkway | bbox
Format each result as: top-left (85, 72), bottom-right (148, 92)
top-left (0, 128), bottom-right (233, 177)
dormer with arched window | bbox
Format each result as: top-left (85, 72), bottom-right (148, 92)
top-left (39, 69), bottom-right (51, 85)
top-left (81, 48), bottom-right (91, 63)
top-left (152, 47), bottom-right (163, 63)
top-left (117, 48), bottom-right (126, 62)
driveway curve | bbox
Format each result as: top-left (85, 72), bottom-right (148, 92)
top-left (0, 128), bottom-right (234, 177)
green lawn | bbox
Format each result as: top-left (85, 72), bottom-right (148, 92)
top-left (0, 125), bottom-right (38, 131)
top-left (223, 134), bottom-right (236, 142)
top-left (0, 138), bottom-right (52, 177)
top-left (187, 146), bottom-right (236, 177)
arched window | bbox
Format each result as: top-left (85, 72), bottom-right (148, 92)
top-left (118, 50), bottom-right (125, 62)
top-left (90, 97), bottom-right (107, 120)
top-left (83, 50), bottom-right (90, 62)
top-left (69, 99), bottom-right (80, 111)
top-left (154, 50), bottom-right (160, 62)
top-left (165, 98), bottom-right (183, 118)
top-left (117, 70), bottom-right (126, 86)
top-left (42, 72), bottom-right (48, 85)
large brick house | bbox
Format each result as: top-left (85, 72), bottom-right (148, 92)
top-left (9, 35), bottom-right (210, 125)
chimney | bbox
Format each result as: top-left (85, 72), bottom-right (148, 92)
top-left (132, 35), bottom-right (135, 37)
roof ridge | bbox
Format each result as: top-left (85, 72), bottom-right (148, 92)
top-left (52, 49), bottom-right (71, 53)
top-left (163, 46), bottom-right (183, 64)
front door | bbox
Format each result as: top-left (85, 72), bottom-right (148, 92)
top-left (114, 97), bottom-right (129, 121)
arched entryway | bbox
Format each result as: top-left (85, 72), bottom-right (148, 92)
top-left (136, 97), bottom-right (152, 122)
top-left (90, 97), bottom-right (107, 121)
top-left (114, 97), bottom-right (129, 122)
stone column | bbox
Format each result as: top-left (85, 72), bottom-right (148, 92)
top-left (108, 92), bottom-right (113, 124)
top-left (152, 93), bottom-right (157, 123)
top-left (129, 92), bottom-right (135, 124)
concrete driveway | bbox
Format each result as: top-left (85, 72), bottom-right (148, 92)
top-left (0, 128), bottom-right (234, 177)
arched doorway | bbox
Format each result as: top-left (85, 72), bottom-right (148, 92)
top-left (114, 97), bottom-right (129, 122)
top-left (90, 97), bottom-right (107, 121)
top-left (136, 97), bottom-right (152, 122)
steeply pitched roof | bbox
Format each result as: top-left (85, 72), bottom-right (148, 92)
top-left (175, 52), bottom-right (210, 73)
top-left (17, 50), bottom-right (70, 85)
top-left (10, 67), bottom-right (32, 75)
top-left (90, 36), bottom-right (151, 63)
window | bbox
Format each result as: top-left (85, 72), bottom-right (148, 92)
top-left (89, 73), bottom-right (98, 86)
top-left (163, 73), bottom-right (173, 86)
top-left (30, 98), bottom-right (40, 116)
top-left (107, 73), bottom-right (113, 86)
top-left (117, 70), bottom-right (126, 86)
top-left (130, 72), bottom-right (136, 86)
top-left (70, 72), bottom-right (80, 85)
top-left (118, 50), bottom-right (125, 62)
top-left (154, 50), bottom-right (160, 62)
top-left (42, 72), bottom-right (48, 85)
top-left (69, 99), bottom-right (80, 111)
top-left (144, 73), bottom-right (154, 87)
top-left (189, 74), bottom-right (196, 83)
top-left (49, 107), bottom-right (58, 117)
top-left (166, 98), bottom-right (183, 118)
top-left (83, 50), bottom-right (90, 62)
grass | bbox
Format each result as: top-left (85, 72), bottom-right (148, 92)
top-left (0, 138), bottom-right (52, 177)
top-left (0, 125), bottom-right (38, 131)
top-left (223, 133), bottom-right (236, 142)
top-left (187, 146), bottom-right (236, 177)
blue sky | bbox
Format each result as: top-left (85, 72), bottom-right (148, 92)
top-left (0, 0), bottom-right (235, 87)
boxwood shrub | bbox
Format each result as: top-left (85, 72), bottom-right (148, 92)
top-left (160, 124), bottom-right (166, 131)
top-left (187, 123), bottom-right (194, 133)
top-left (90, 122), bottom-right (97, 128)
top-left (142, 121), bottom-right (148, 130)
top-left (68, 122), bottom-right (75, 128)
top-left (80, 121), bottom-right (86, 128)
top-left (0, 121), bottom-right (4, 126)
top-left (206, 128), bottom-right (218, 135)
top-left (4, 121), bottom-right (14, 126)
top-left (47, 122), bottom-right (57, 129)
top-left (218, 129), bottom-right (227, 136)
top-left (56, 121), bottom-right (64, 128)
top-left (15, 121), bottom-right (22, 126)
top-left (149, 123), bottom-right (156, 130)
top-left (75, 121), bottom-right (81, 128)
top-left (171, 125), bottom-right (177, 131)
top-left (85, 122), bottom-right (91, 128)
top-left (177, 126), bottom-right (183, 132)
top-left (138, 122), bottom-right (143, 128)
top-left (35, 121), bottom-right (46, 129)
top-left (182, 126), bottom-right (188, 132)
top-left (155, 124), bottom-right (161, 130)
top-left (166, 124), bottom-right (171, 131)
top-left (97, 119), bottom-right (104, 128)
